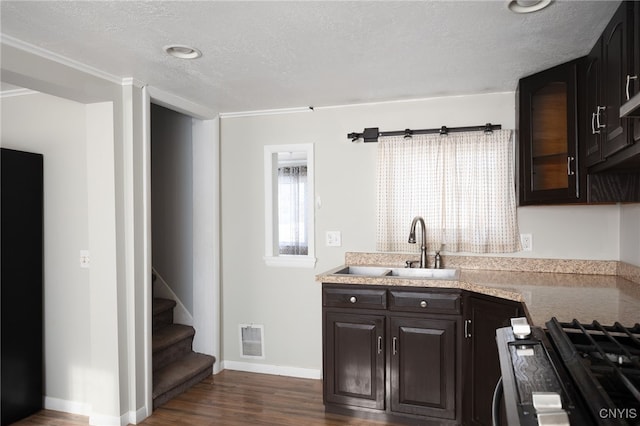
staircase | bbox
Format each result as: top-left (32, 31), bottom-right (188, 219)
top-left (152, 297), bottom-right (215, 408)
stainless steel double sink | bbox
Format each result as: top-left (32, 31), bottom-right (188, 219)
top-left (333, 265), bottom-right (459, 280)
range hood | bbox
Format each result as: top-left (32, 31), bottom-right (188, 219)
top-left (620, 91), bottom-right (640, 118)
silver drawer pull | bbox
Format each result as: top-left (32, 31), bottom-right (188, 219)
top-left (596, 105), bottom-right (606, 129)
top-left (420, 300), bottom-right (428, 308)
top-left (567, 156), bottom-right (575, 176)
top-left (349, 296), bottom-right (357, 304)
top-left (626, 75), bottom-right (638, 101)
top-left (591, 112), bottom-right (600, 135)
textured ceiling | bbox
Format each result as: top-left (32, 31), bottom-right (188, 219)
top-left (0, 1), bottom-right (621, 114)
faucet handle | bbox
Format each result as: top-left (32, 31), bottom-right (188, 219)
top-left (405, 260), bottom-right (420, 269)
top-left (434, 251), bottom-right (442, 269)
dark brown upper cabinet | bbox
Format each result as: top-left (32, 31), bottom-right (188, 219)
top-left (518, 1), bottom-right (640, 205)
top-left (587, 1), bottom-right (640, 172)
top-left (518, 58), bottom-right (585, 206)
top-left (585, 38), bottom-right (605, 167)
top-left (631, 1), bottom-right (640, 143)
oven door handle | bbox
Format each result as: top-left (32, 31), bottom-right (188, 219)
top-left (492, 376), bottom-right (504, 426)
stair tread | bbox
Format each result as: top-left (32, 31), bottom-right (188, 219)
top-left (153, 352), bottom-right (215, 399)
top-left (153, 298), bottom-right (177, 316)
top-left (153, 324), bottom-right (195, 353)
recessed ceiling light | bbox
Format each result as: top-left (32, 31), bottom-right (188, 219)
top-left (163, 45), bottom-right (202, 59)
top-left (508, 0), bottom-right (553, 14)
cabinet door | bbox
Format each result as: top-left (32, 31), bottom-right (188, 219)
top-left (518, 60), bottom-right (582, 205)
top-left (585, 39), bottom-right (604, 167)
top-left (602, 2), bottom-right (633, 157)
top-left (462, 295), bottom-right (523, 426)
top-left (390, 316), bottom-right (457, 420)
top-left (324, 312), bottom-right (385, 410)
top-left (633, 1), bottom-right (640, 144)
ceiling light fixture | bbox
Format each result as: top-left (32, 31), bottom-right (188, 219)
top-left (507, 0), bottom-right (553, 14)
top-left (163, 45), bottom-right (202, 59)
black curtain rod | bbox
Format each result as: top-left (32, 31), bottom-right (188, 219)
top-left (347, 123), bottom-right (502, 142)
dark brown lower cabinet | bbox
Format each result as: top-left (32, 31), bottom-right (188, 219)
top-left (324, 312), bottom-right (385, 410)
top-left (390, 316), bottom-right (457, 420)
top-left (323, 283), bottom-right (524, 425)
top-left (462, 293), bottom-right (524, 425)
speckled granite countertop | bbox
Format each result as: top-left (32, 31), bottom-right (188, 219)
top-left (317, 253), bottom-right (640, 328)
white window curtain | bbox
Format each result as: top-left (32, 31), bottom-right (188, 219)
top-left (376, 129), bottom-right (521, 253)
top-left (278, 165), bottom-right (308, 255)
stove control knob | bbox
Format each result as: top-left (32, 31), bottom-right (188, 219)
top-left (510, 317), bottom-right (532, 340)
top-left (533, 392), bottom-right (569, 426)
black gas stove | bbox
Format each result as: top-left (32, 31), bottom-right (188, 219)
top-left (495, 317), bottom-right (640, 426)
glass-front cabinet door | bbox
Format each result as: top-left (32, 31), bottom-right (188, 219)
top-left (518, 58), bottom-right (585, 205)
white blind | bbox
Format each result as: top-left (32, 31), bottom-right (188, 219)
top-left (376, 129), bottom-right (521, 253)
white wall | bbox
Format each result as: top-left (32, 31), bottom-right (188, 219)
top-left (86, 101), bottom-right (122, 422)
top-left (517, 204), bottom-right (620, 260)
top-left (1, 92), bottom-right (91, 410)
top-left (620, 204), bottom-right (640, 266)
top-left (220, 92), bottom-right (627, 374)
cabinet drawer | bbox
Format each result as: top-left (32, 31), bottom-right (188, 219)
top-left (323, 286), bottom-right (387, 310)
top-left (389, 290), bottom-right (460, 314)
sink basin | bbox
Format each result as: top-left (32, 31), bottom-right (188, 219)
top-left (389, 267), bottom-right (459, 280)
top-left (334, 266), bottom-right (391, 276)
top-left (333, 266), bottom-right (459, 280)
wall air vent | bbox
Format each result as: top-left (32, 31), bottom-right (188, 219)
top-left (239, 324), bottom-right (265, 359)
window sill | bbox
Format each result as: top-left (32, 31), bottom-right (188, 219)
top-left (263, 255), bottom-right (317, 268)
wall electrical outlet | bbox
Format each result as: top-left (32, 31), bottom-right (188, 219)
top-left (326, 231), bottom-right (342, 247)
top-left (520, 234), bottom-right (533, 252)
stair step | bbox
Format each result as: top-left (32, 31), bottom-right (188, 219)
top-left (153, 352), bottom-right (215, 408)
top-left (153, 298), bottom-right (176, 331)
top-left (153, 298), bottom-right (176, 316)
top-left (153, 324), bottom-right (195, 371)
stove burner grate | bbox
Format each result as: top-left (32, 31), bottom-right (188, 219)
top-left (546, 318), bottom-right (640, 424)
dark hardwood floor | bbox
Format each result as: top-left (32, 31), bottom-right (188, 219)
top-left (13, 370), bottom-right (396, 425)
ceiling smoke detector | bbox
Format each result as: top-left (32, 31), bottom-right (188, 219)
top-left (163, 45), bottom-right (202, 59)
top-left (508, 0), bottom-right (553, 14)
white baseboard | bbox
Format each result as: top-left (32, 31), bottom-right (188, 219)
top-left (44, 396), bottom-right (90, 416)
top-left (44, 396), bottom-right (149, 425)
top-left (222, 360), bottom-right (322, 380)
top-left (88, 413), bottom-right (121, 426)
top-left (123, 406), bottom-right (149, 425)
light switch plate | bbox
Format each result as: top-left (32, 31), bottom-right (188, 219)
top-left (326, 231), bottom-right (342, 247)
top-left (80, 250), bottom-right (90, 268)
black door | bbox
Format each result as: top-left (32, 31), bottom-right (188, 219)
top-left (1, 148), bottom-right (44, 425)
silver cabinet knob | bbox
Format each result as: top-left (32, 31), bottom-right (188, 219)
top-left (420, 300), bottom-right (428, 308)
top-left (349, 296), bottom-right (357, 304)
